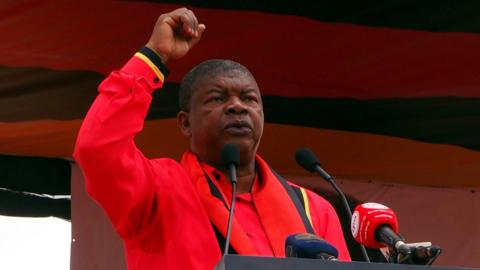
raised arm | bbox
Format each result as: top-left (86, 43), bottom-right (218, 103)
top-left (73, 8), bottom-right (205, 238)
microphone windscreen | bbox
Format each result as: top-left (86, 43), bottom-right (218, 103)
top-left (295, 148), bottom-right (320, 172)
top-left (221, 144), bottom-right (240, 168)
top-left (285, 233), bottom-right (339, 259)
top-left (351, 202), bottom-right (398, 248)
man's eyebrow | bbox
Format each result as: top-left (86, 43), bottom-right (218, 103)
top-left (206, 89), bottom-right (226, 94)
top-left (241, 88), bottom-right (258, 94)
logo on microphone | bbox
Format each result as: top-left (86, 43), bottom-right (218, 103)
top-left (351, 211), bottom-right (360, 238)
top-left (362, 202), bottom-right (389, 210)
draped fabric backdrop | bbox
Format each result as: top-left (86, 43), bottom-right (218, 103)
top-left (0, 1), bottom-right (479, 268)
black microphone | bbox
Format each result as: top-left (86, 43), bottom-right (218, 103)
top-left (222, 144), bottom-right (240, 184)
top-left (295, 147), bottom-right (370, 262)
top-left (221, 144), bottom-right (240, 255)
top-left (375, 225), bottom-right (411, 255)
top-left (285, 233), bottom-right (339, 260)
top-left (295, 148), bottom-right (332, 180)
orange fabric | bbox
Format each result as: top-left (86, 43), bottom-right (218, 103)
top-left (181, 151), bottom-right (257, 254)
top-left (253, 156), bottom-right (311, 256)
top-left (180, 151), bottom-right (309, 256)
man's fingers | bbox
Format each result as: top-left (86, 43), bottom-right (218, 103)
top-left (198, 24), bottom-right (206, 36)
top-left (187, 24), bottom-right (206, 48)
top-left (185, 9), bottom-right (198, 33)
top-left (179, 9), bottom-right (199, 37)
top-left (180, 13), bottom-right (193, 36)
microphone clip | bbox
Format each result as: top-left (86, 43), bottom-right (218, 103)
top-left (383, 242), bottom-right (442, 265)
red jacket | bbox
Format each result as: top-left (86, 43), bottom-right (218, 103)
top-left (74, 52), bottom-right (351, 270)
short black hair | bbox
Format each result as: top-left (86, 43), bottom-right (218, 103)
top-left (179, 59), bottom-right (255, 112)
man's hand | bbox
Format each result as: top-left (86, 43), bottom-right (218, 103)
top-left (145, 8), bottom-right (206, 64)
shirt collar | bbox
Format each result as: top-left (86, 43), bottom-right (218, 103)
top-left (199, 161), bottom-right (259, 197)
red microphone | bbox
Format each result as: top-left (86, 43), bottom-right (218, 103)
top-left (351, 203), bottom-right (410, 255)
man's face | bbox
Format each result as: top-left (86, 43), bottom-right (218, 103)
top-left (179, 70), bottom-right (264, 165)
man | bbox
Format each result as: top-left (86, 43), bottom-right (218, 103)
top-left (74, 7), bottom-right (350, 270)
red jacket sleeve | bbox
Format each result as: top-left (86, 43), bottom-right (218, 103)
top-left (74, 52), bottom-right (224, 270)
top-left (73, 55), bottom-right (169, 238)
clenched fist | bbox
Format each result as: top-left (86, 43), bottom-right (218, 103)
top-left (145, 8), bottom-right (206, 63)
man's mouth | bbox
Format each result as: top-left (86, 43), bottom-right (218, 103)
top-left (224, 121), bottom-right (253, 136)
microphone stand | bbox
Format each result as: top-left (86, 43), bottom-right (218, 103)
top-left (311, 165), bottom-right (371, 263)
top-left (223, 162), bottom-right (237, 255)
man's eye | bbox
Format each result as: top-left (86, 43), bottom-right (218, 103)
top-left (245, 96), bottom-right (258, 102)
top-left (210, 96), bottom-right (225, 102)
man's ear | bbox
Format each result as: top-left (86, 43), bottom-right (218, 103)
top-left (177, 111), bottom-right (192, 137)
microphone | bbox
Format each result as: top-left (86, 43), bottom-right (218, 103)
top-left (295, 148), bottom-right (332, 180)
top-left (220, 144), bottom-right (240, 256)
top-left (352, 203), bottom-right (443, 265)
top-left (295, 148), bottom-right (370, 262)
top-left (351, 203), bottom-right (410, 255)
top-left (285, 233), bottom-right (338, 260)
top-left (221, 144), bottom-right (240, 184)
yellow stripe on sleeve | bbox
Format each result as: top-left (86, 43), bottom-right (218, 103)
top-left (134, 52), bottom-right (165, 82)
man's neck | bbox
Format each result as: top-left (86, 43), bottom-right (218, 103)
top-left (194, 148), bottom-right (257, 194)
top-left (219, 161), bottom-right (256, 194)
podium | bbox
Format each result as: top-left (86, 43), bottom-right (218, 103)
top-left (214, 255), bottom-right (478, 270)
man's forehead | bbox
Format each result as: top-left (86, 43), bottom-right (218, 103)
top-left (199, 70), bottom-right (259, 90)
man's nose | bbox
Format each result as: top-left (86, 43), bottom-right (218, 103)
top-left (226, 97), bottom-right (247, 114)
